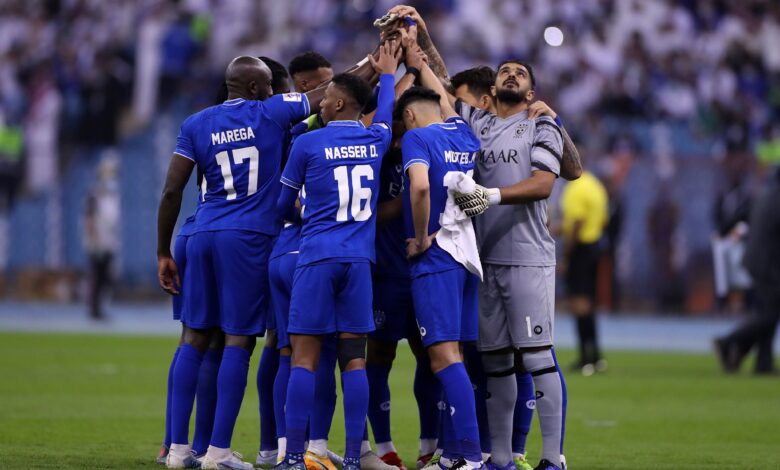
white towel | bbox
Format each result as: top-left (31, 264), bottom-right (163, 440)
top-left (436, 172), bottom-right (483, 280)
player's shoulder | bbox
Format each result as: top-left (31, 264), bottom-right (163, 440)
top-left (402, 126), bottom-right (429, 145)
top-left (181, 105), bottom-right (217, 129)
top-left (533, 115), bottom-right (561, 133)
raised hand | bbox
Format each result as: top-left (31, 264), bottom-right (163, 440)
top-left (369, 40), bottom-right (402, 76)
top-left (527, 100), bottom-right (558, 120)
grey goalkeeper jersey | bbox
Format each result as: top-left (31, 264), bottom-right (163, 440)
top-left (456, 101), bottom-right (563, 266)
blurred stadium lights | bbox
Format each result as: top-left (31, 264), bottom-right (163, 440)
top-left (353, 0), bottom-right (375, 13)
top-left (544, 26), bottom-right (564, 47)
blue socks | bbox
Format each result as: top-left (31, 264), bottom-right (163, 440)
top-left (285, 367), bottom-right (315, 458)
top-left (192, 348), bottom-right (222, 455)
top-left (210, 346), bottom-right (250, 449)
top-left (171, 344), bottom-right (203, 445)
top-left (258, 346), bottom-right (280, 451)
top-left (163, 346), bottom-right (181, 448)
top-left (439, 397), bottom-right (460, 460)
top-left (413, 357), bottom-right (441, 440)
top-left (512, 372), bottom-right (534, 455)
top-left (366, 363), bottom-right (392, 444)
top-left (552, 348), bottom-right (567, 454)
top-left (311, 340), bottom-right (338, 441)
top-left (342, 369), bottom-right (369, 460)
top-left (274, 354), bottom-right (291, 440)
top-left (436, 363), bottom-right (481, 463)
top-left (464, 344), bottom-right (491, 454)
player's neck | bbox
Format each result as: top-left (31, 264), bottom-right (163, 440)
top-left (495, 99), bottom-right (528, 119)
top-left (226, 91), bottom-right (251, 101)
top-left (328, 111), bottom-right (361, 123)
top-left (415, 112), bottom-right (443, 128)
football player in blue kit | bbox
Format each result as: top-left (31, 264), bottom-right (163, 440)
top-left (157, 56), bottom-right (327, 470)
top-left (275, 41), bottom-right (400, 470)
top-left (397, 63), bottom-right (483, 470)
top-left (266, 51), bottom-right (341, 470)
top-left (364, 37), bottom-right (442, 470)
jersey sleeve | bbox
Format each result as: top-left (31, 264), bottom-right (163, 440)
top-left (265, 93), bottom-right (311, 129)
top-left (454, 99), bottom-right (487, 133)
top-left (174, 115), bottom-right (196, 161)
top-left (531, 116), bottom-right (563, 176)
top-left (401, 130), bottom-right (430, 172)
top-left (281, 137), bottom-right (307, 190)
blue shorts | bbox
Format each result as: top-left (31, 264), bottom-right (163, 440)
top-left (269, 253), bottom-right (298, 349)
top-left (289, 261), bottom-right (374, 335)
top-left (370, 276), bottom-right (417, 342)
top-left (183, 230), bottom-right (273, 335)
top-left (171, 233), bottom-right (190, 321)
top-left (412, 266), bottom-right (479, 347)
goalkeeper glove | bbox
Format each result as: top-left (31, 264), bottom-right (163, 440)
top-left (454, 185), bottom-right (500, 217)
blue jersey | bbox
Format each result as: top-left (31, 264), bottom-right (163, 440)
top-left (374, 150), bottom-right (410, 280)
top-left (280, 75), bottom-right (395, 266)
top-left (401, 117), bottom-right (480, 276)
top-left (174, 93), bottom-right (310, 235)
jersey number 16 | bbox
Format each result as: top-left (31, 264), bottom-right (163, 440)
top-left (333, 164), bottom-right (373, 222)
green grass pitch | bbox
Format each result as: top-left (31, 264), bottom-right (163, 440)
top-left (1, 332), bottom-right (778, 469)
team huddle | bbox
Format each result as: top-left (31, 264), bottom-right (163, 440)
top-left (156, 5), bottom-right (581, 470)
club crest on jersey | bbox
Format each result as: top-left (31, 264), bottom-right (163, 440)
top-left (282, 93), bottom-right (302, 102)
top-left (514, 122), bottom-right (529, 138)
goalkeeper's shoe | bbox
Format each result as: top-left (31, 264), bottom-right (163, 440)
top-left (304, 451), bottom-right (339, 470)
top-left (513, 455), bottom-right (534, 470)
top-left (157, 444), bottom-right (170, 465)
top-left (361, 450), bottom-right (400, 470)
top-left (532, 459), bottom-right (561, 470)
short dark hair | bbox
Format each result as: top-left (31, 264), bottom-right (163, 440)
top-left (288, 51), bottom-right (332, 77)
top-left (394, 86), bottom-right (441, 120)
top-left (451, 66), bottom-right (496, 98)
top-left (496, 59), bottom-right (536, 89)
top-left (331, 73), bottom-right (372, 110)
top-left (258, 56), bottom-right (290, 94)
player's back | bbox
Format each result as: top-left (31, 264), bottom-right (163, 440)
top-left (401, 118), bottom-right (480, 276)
top-left (282, 120), bottom-right (391, 266)
top-left (374, 151), bottom-right (409, 280)
top-left (175, 94), bottom-right (310, 235)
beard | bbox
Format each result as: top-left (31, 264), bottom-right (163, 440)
top-left (495, 87), bottom-right (526, 105)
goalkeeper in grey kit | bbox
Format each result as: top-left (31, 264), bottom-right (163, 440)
top-left (452, 60), bottom-right (567, 470)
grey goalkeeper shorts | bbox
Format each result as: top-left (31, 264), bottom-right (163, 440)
top-left (478, 263), bottom-right (556, 351)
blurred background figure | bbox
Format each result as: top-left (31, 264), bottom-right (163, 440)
top-left (714, 166), bottom-right (780, 374)
top-left (711, 157), bottom-right (753, 314)
top-left (560, 167), bottom-right (609, 375)
top-left (83, 154), bottom-right (120, 320)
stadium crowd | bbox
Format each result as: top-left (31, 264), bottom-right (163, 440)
top-left (2, 0), bottom-right (780, 193)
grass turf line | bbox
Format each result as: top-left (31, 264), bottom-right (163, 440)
top-left (0, 333), bottom-right (778, 469)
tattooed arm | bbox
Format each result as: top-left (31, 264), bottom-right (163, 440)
top-left (528, 101), bottom-right (582, 180)
top-left (387, 5), bottom-right (449, 81)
